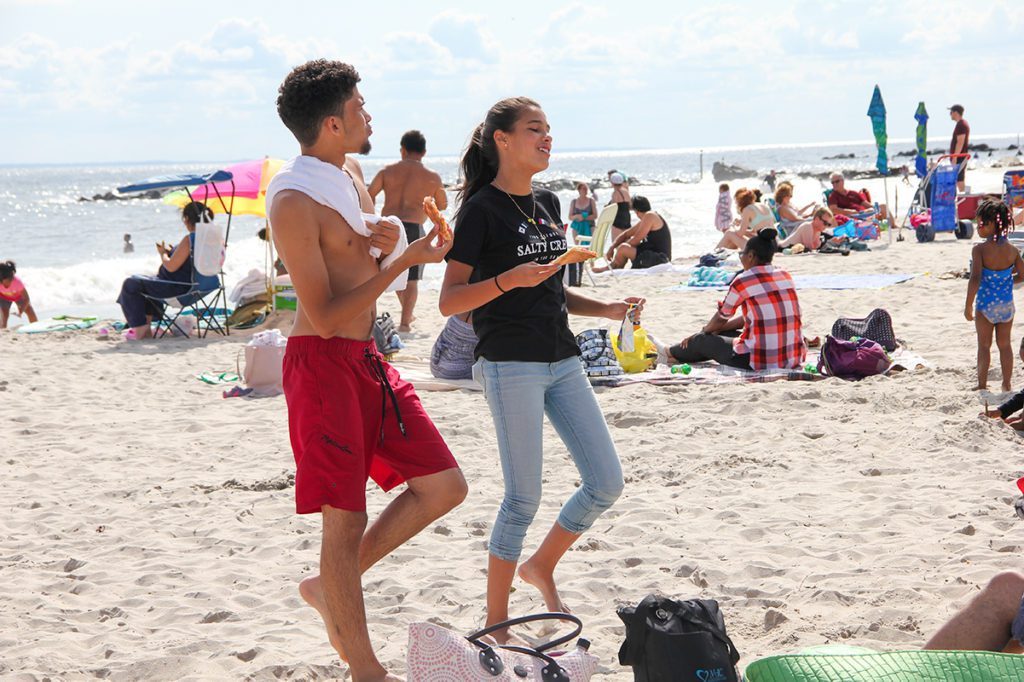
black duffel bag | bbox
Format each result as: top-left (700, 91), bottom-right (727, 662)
top-left (618, 594), bottom-right (740, 682)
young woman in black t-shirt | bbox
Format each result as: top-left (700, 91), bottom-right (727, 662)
top-left (440, 97), bottom-right (644, 635)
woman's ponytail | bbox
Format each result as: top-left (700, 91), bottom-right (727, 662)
top-left (457, 123), bottom-right (496, 215)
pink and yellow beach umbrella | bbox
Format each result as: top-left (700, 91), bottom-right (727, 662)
top-left (165, 157), bottom-right (283, 217)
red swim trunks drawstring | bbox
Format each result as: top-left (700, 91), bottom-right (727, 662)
top-left (364, 347), bottom-right (406, 441)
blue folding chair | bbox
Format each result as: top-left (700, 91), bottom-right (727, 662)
top-left (118, 170), bottom-right (235, 337)
top-left (140, 232), bottom-right (226, 338)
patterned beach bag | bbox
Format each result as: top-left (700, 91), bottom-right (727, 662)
top-left (407, 613), bottom-right (598, 681)
top-left (830, 308), bottom-right (898, 352)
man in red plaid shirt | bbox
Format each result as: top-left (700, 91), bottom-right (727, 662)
top-left (671, 228), bottom-right (806, 370)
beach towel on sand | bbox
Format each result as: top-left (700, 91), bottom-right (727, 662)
top-left (587, 348), bottom-right (928, 388)
top-left (745, 646), bottom-right (1024, 682)
top-left (265, 155), bottom-right (408, 292)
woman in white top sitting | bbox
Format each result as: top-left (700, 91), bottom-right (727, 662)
top-left (775, 182), bottom-right (817, 231)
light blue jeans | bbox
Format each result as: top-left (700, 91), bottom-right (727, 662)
top-left (473, 356), bottom-right (624, 562)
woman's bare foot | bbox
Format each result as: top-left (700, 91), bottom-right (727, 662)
top-left (479, 629), bottom-right (511, 646)
top-left (299, 575), bottom-right (347, 661)
top-left (398, 315), bottom-right (416, 333)
top-left (517, 560), bottom-right (570, 614)
top-left (1003, 383), bottom-right (1013, 393)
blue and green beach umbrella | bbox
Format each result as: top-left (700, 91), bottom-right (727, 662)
top-left (914, 102), bottom-right (929, 178)
top-left (866, 85), bottom-right (888, 175)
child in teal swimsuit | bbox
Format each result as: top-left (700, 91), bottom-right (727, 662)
top-left (965, 200), bottom-right (1024, 391)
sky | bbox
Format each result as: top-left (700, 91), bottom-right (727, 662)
top-left (1, 0), bottom-right (1022, 165)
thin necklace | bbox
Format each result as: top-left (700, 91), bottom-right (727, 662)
top-left (494, 182), bottom-right (537, 227)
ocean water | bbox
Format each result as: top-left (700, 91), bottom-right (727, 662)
top-left (2, 136), bottom-right (1020, 323)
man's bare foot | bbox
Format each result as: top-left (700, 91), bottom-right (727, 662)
top-left (299, 575), bottom-right (347, 661)
top-left (517, 560), bottom-right (570, 614)
top-left (1003, 384), bottom-right (1013, 393)
top-left (398, 324), bottom-right (412, 333)
top-left (974, 385), bottom-right (987, 391)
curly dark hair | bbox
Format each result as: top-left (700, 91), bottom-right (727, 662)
top-left (276, 60), bottom-right (361, 147)
top-left (977, 199), bottom-right (1012, 239)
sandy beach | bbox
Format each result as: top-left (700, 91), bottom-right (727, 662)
top-left (4, 212), bottom-right (1024, 680)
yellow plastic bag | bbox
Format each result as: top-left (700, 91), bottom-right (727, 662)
top-left (611, 326), bottom-right (657, 373)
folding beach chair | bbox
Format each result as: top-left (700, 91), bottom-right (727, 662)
top-left (1004, 170), bottom-right (1024, 245)
top-left (117, 169), bottom-right (236, 337)
top-left (143, 221), bottom-right (229, 338)
top-left (576, 203), bottom-right (619, 281)
top-left (1004, 170), bottom-right (1024, 212)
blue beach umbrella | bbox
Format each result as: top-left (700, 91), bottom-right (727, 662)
top-left (866, 85), bottom-right (888, 175)
top-left (914, 102), bottom-right (929, 178)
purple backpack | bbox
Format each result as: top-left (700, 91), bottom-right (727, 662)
top-left (817, 335), bottom-right (890, 380)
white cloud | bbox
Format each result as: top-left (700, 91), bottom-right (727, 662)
top-left (1, 1), bottom-right (1023, 164)
top-left (381, 31), bottom-right (455, 76)
top-left (428, 10), bottom-right (498, 65)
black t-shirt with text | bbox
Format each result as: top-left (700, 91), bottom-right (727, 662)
top-left (447, 184), bottom-right (580, 363)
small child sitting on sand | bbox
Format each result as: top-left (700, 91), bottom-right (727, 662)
top-left (0, 260), bottom-right (38, 329)
top-left (965, 200), bottom-right (1024, 391)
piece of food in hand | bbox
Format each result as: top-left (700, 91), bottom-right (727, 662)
top-left (551, 246), bottom-right (598, 266)
top-left (423, 196), bottom-right (452, 242)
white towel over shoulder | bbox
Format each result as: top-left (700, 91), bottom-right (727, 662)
top-left (265, 155), bottom-right (408, 292)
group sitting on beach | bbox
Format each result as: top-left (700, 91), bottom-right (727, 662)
top-left (713, 172), bottom-right (894, 255)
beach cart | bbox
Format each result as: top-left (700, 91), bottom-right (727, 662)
top-left (902, 153), bottom-right (974, 242)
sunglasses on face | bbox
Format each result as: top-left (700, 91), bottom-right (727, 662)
top-left (830, 179), bottom-right (842, 185)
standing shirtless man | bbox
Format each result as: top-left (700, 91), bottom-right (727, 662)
top-left (368, 130), bottom-right (447, 332)
top-left (268, 60), bottom-right (467, 682)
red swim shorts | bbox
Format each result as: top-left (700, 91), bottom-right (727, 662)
top-left (283, 336), bottom-right (458, 514)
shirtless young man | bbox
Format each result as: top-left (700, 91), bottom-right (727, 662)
top-left (268, 60), bottom-right (467, 682)
top-left (368, 130), bottom-right (447, 332)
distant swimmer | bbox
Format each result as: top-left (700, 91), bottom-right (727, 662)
top-left (368, 130), bottom-right (447, 333)
top-left (123, 233), bottom-right (134, 253)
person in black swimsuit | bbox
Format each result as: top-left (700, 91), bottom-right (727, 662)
top-left (597, 195), bottom-right (672, 271)
top-left (607, 171), bottom-right (632, 241)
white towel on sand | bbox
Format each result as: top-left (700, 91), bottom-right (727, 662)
top-left (266, 155), bottom-right (408, 292)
